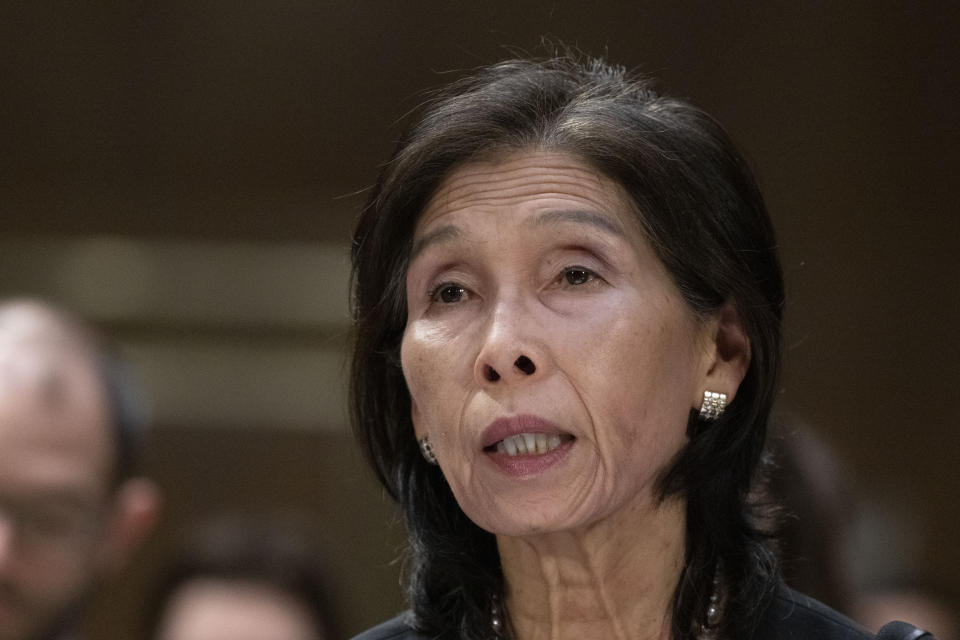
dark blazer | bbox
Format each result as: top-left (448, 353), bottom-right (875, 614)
top-left (351, 585), bottom-right (928, 640)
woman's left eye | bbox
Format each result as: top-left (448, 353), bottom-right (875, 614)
top-left (562, 266), bottom-right (595, 286)
top-left (428, 282), bottom-right (469, 304)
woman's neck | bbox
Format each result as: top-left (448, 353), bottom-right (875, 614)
top-left (497, 495), bottom-right (686, 640)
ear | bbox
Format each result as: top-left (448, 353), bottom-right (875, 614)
top-left (695, 300), bottom-right (751, 408)
top-left (99, 477), bottom-right (162, 572)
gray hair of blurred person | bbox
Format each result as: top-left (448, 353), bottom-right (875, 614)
top-left (1, 299), bottom-right (150, 485)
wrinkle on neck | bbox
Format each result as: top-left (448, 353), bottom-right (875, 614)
top-left (497, 495), bottom-right (685, 640)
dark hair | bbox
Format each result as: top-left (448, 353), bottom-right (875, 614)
top-left (95, 343), bottom-right (149, 485)
top-left (145, 515), bottom-right (340, 640)
top-left (350, 56), bottom-right (784, 639)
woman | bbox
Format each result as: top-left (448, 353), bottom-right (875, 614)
top-left (349, 56), bottom-right (924, 640)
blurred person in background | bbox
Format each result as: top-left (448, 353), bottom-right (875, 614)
top-left (146, 514), bottom-right (340, 640)
top-left (767, 419), bottom-right (957, 640)
top-left (0, 299), bottom-right (161, 640)
top-left (764, 419), bottom-right (858, 615)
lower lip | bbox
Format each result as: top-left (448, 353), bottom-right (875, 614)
top-left (485, 438), bottom-right (574, 477)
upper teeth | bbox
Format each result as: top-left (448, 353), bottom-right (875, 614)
top-left (496, 433), bottom-right (563, 456)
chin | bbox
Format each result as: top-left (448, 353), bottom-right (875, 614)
top-left (466, 502), bottom-right (590, 539)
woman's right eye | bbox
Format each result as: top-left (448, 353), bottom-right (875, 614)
top-left (430, 283), bottom-right (468, 304)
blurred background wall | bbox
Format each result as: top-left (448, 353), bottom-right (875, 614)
top-left (1, 2), bottom-right (957, 637)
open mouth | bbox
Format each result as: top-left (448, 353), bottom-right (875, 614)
top-left (484, 432), bottom-right (575, 456)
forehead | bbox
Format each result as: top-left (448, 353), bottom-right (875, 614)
top-left (416, 150), bottom-right (640, 237)
top-left (0, 325), bottom-right (113, 496)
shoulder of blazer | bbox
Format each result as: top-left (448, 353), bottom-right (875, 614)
top-left (752, 585), bottom-right (873, 639)
top-left (875, 620), bottom-right (936, 640)
top-left (350, 612), bottom-right (426, 640)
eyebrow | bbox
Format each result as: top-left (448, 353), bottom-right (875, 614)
top-left (410, 225), bottom-right (462, 261)
top-left (5, 489), bottom-right (99, 510)
top-left (409, 208), bottom-right (626, 261)
top-left (527, 209), bottom-right (627, 238)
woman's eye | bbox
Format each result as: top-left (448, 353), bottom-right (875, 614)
top-left (563, 267), bottom-right (594, 286)
top-left (431, 283), bottom-right (467, 304)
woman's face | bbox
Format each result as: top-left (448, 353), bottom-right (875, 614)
top-left (401, 151), bottom-right (718, 537)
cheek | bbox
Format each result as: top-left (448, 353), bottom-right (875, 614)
top-left (399, 340), bottom-right (426, 429)
top-left (401, 323), bottom-right (465, 428)
top-left (568, 307), bottom-right (699, 443)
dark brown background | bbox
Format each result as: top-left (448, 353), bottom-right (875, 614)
top-left (1, 2), bottom-right (957, 638)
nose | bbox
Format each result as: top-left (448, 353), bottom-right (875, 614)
top-left (474, 298), bottom-right (543, 386)
top-left (479, 355), bottom-right (537, 382)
